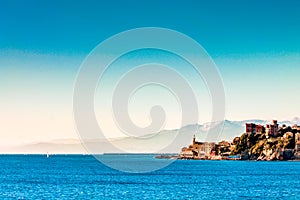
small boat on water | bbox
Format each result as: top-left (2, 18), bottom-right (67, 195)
top-left (46, 152), bottom-right (50, 158)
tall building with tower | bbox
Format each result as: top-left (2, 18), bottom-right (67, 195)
top-left (266, 120), bottom-right (279, 137)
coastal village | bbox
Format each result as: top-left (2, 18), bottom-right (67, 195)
top-left (179, 120), bottom-right (300, 161)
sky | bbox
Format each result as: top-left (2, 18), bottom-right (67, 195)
top-left (1, 0), bottom-right (300, 146)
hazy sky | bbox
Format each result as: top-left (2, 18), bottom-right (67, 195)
top-left (1, 0), bottom-right (300, 145)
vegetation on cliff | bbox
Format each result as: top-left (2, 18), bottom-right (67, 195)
top-left (230, 127), bottom-right (297, 160)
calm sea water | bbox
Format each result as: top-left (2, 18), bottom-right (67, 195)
top-left (0, 155), bottom-right (299, 199)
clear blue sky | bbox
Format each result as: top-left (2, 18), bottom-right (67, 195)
top-left (1, 0), bottom-right (299, 56)
top-left (0, 0), bottom-right (300, 145)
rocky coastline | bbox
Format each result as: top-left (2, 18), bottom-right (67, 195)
top-left (159, 120), bottom-right (300, 161)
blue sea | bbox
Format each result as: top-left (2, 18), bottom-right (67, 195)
top-left (0, 155), bottom-right (300, 199)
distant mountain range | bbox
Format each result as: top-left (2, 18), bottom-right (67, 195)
top-left (6, 118), bottom-right (300, 154)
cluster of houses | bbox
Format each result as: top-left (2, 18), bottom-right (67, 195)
top-left (245, 120), bottom-right (279, 136)
top-left (179, 120), bottom-right (300, 160)
top-left (179, 135), bottom-right (216, 159)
